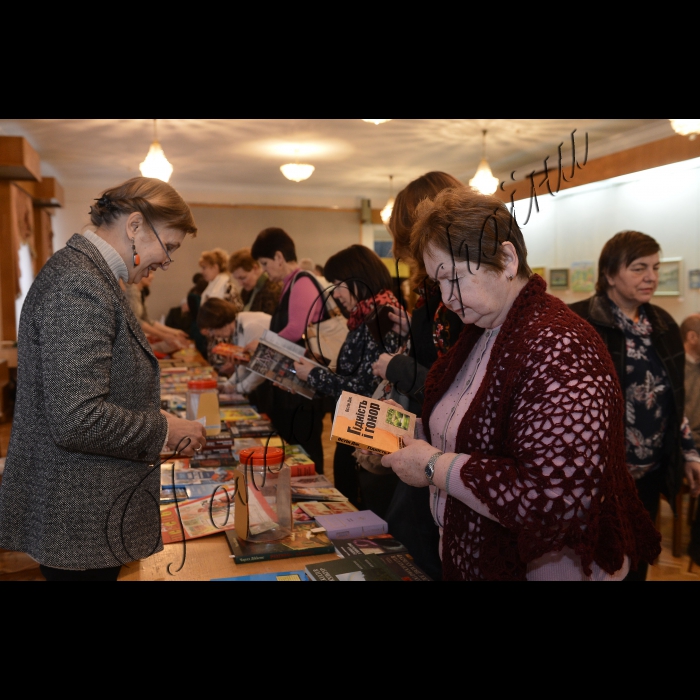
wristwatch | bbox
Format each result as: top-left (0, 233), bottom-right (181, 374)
top-left (425, 451), bottom-right (443, 486)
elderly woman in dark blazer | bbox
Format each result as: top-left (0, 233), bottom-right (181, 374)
top-left (0, 177), bottom-right (206, 581)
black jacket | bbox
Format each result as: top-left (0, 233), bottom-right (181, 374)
top-left (569, 294), bottom-right (686, 504)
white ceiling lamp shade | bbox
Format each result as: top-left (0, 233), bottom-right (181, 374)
top-left (280, 162), bottom-right (315, 182)
top-left (669, 119), bottom-right (700, 140)
top-left (469, 129), bottom-right (499, 195)
top-left (380, 174), bottom-right (395, 225)
top-left (362, 119), bottom-right (392, 125)
top-left (139, 119), bottom-right (173, 182)
top-left (280, 147), bottom-right (315, 182)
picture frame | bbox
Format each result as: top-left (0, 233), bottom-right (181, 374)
top-left (549, 268), bottom-right (569, 290)
top-left (689, 269), bottom-right (700, 290)
top-left (570, 261), bottom-right (595, 293)
top-left (654, 257), bottom-right (682, 296)
top-left (531, 266), bottom-right (546, 279)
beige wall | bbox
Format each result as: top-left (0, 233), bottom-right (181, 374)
top-left (51, 188), bottom-right (362, 322)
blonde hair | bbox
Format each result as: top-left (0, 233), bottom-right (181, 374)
top-left (89, 177), bottom-right (197, 235)
top-left (199, 248), bottom-right (229, 272)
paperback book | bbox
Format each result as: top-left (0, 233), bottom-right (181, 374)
top-left (331, 534), bottom-right (408, 558)
top-left (220, 406), bottom-right (261, 422)
top-left (305, 553), bottom-right (402, 581)
top-left (212, 570), bottom-right (308, 581)
top-left (246, 329), bottom-right (325, 400)
top-left (298, 501), bottom-right (358, 518)
top-left (210, 342), bottom-right (250, 362)
top-left (331, 390), bottom-right (416, 455)
top-left (291, 486), bottom-right (348, 502)
top-left (225, 522), bottom-right (336, 564)
top-left (313, 510), bottom-right (388, 539)
top-left (378, 552), bottom-right (432, 581)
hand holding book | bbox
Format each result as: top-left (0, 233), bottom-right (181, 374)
top-left (293, 356), bottom-right (318, 382)
top-left (381, 434), bottom-right (448, 487)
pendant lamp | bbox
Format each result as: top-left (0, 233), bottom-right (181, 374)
top-left (380, 175), bottom-right (395, 225)
top-left (469, 129), bottom-right (499, 195)
top-left (139, 119), bottom-right (173, 182)
top-left (670, 119), bottom-right (700, 140)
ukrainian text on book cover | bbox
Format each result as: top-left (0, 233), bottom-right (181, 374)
top-left (331, 391), bottom-right (416, 454)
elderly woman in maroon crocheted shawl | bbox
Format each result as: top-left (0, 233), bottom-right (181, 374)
top-left (381, 186), bottom-right (661, 581)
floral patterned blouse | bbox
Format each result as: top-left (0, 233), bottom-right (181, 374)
top-left (609, 299), bottom-right (699, 479)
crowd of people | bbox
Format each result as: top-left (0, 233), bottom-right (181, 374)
top-left (1, 172), bottom-right (699, 581)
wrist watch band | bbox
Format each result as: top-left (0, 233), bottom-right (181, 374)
top-left (425, 451), bottom-right (443, 486)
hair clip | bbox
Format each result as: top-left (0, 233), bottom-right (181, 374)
top-left (95, 195), bottom-right (117, 212)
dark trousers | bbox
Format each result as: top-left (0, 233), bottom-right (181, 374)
top-left (267, 386), bottom-right (325, 473)
top-left (624, 467), bottom-right (665, 581)
top-left (40, 564), bottom-right (122, 581)
top-left (385, 481), bottom-right (443, 581)
top-left (333, 442), bottom-right (361, 508)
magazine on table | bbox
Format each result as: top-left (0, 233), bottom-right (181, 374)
top-left (246, 330), bottom-right (325, 400)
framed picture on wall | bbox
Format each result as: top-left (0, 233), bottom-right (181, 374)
top-left (549, 268), bottom-right (569, 290)
top-left (531, 266), bottom-right (546, 279)
top-left (570, 261), bottom-right (595, 293)
top-left (654, 257), bottom-right (682, 296)
top-left (689, 269), bottom-right (700, 290)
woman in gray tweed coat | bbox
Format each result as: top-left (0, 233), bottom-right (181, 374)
top-left (0, 177), bottom-right (207, 581)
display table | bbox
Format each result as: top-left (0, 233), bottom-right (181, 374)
top-left (118, 531), bottom-right (339, 581)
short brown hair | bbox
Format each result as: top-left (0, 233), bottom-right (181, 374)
top-left (197, 298), bottom-right (239, 330)
top-left (228, 248), bottom-right (258, 273)
top-left (680, 314), bottom-right (700, 342)
top-left (199, 248), bottom-right (229, 272)
top-left (324, 245), bottom-right (392, 302)
top-left (596, 231), bottom-right (661, 295)
top-left (411, 186), bottom-right (531, 281)
top-left (89, 177), bottom-right (197, 236)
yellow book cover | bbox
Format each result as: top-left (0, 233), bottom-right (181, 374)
top-left (330, 391), bottom-right (416, 455)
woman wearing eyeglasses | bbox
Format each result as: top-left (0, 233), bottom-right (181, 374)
top-left (0, 177), bottom-right (207, 581)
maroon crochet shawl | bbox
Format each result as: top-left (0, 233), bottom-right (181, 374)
top-left (422, 275), bottom-right (661, 581)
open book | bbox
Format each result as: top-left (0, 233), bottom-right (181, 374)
top-left (247, 329), bottom-right (325, 400)
top-left (330, 391), bottom-right (416, 454)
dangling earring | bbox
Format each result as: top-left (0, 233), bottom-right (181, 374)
top-left (130, 237), bottom-right (140, 267)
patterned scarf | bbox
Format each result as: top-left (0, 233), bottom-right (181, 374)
top-left (414, 278), bottom-right (454, 357)
top-left (347, 289), bottom-right (401, 331)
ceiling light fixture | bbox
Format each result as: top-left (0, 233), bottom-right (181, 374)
top-left (669, 119), bottom-right (700, 140)
top-left (380, 175), bottom-right (395, 226)
top-left (469, 129), bottom-right (499, 195)
top-left (280, 148), bottom-right (315, 182)
top-left (362, 119), bottom-right (392, 125)
top-left (139, 119), bottom-right (173, 182)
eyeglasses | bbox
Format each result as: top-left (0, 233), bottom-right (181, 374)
top-left (142, 212), bottom-right (173, 269)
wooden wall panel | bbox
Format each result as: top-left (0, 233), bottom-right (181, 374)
top-left (496, 133), bottom-right (700, 204)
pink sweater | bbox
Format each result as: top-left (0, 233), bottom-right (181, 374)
top-left (277, 270), bottom-right (325, 343)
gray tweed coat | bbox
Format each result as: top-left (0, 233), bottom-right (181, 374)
top-left (0, 234), bottom-right (168, 569)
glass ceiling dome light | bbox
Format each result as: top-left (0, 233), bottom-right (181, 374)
top-left (469, 129), bottom-right (499, 195)
top-left (380, 175), bottom-right (395, 225)
top-left (139, 119), bottom-right (173, 182)
top-left (670, 119), bottom-right (700, 140)
top-left (280, 162), bottom-right (315, 182)
top-left (362, 119), bottom-right (392, 125)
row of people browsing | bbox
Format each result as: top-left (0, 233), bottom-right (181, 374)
top-left (188, 173), bottom-right (700, 581)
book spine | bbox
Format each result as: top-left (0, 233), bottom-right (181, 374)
top-left (234, 543), bottom-right (335, 564)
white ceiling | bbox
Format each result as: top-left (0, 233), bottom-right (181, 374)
top-left (0, 119), bottom-right (676, 207)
